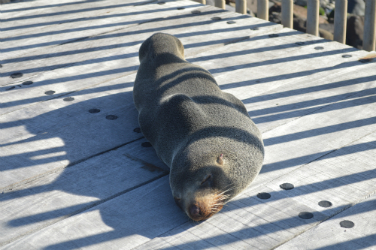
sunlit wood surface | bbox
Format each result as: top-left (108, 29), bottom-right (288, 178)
top-left (1, 0), bottom-right (376, 249)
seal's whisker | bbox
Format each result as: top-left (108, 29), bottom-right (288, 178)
top-left (218, 186), bottom-right (234, 196)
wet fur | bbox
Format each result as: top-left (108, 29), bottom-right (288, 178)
top-left (133, 33), bottom-right (264, 221)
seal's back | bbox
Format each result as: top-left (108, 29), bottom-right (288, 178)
top-left (133, 33), bottom-right (264, 221)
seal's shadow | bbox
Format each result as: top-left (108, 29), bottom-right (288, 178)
top-left (1, 84), bottom-right (182, 247)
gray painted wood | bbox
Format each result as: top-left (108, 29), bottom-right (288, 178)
top-left (1, 0), bottom-right (376, 249)
top-left (1, 4), bottom-right (282, 115)
top-left (0, 138), bottom-right (168, 247)
top-left (0, 1), bottom-right (202, 61)
top-left (276, 194), bottom-right (376, 249)
top-left (0, 73), bottom-right (140, 190)
top-left (1, 176), bottom-right (188, 250)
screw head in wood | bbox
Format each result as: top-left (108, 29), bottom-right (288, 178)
top-left (318, 200), bottom-right (332, 207)
top-left (89, 108), bottom-right (100, 113)
top-left (299, 212), bottom-right (314, 219)
top-left (280, 183), bottom-right (294, 190)
top-left (63, 97), bottom-right (74, 102)
top-left (340, 220), bottom-right (354, 228)
top-left (10, 73), bottom-right (23, 78)
top-left (45, 90), bottom-right (55, 95)
top-left (257, 192), bottom-right (271, 199)
top-left (22, 81), bottom-right (33, 85)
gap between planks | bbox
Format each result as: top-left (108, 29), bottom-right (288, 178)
top-left (0, 172), bottom-right (168, 247)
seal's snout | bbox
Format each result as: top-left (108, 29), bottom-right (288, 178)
top-left (188, 202), bottom-right (211, 221)
top-left (189, 204), bottom-right (201, 219)
top-left (186, 192), bottom-right (226, 221)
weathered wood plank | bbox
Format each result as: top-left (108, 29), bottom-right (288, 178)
top-left (2, 0), bottom-right (376, 249)
top-left (276, 193), bottom-right (376, 249)
top-left (0, 137), bottom-right (168, 247)
top-left (0, 0), bottom-right (154, 37)
top-left (1, 4), bottom-right (282, 116)
top-left (0, 0), bottom-right (200, 60)
top-left (0, 4), bottom-right (227, 86)
top-left (1, 176), bottom-right (189, 250)
top-left (1, 4), bottom-right (280, 86)
top-left (0, 73), bottom-right (140, 189)
top-left (193, 29), bottom-right (370, 109)
top-left (254, 87), bottom-right (376, 188)
top-left (257, 129), bottom-right (376, 219)
top-left (0, 0), bottom-right (96, 19)
top-left (0, 0), bottom-right (145, 18)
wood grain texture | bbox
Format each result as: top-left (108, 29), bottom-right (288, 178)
top-left (1, 0), bottom-right (376, 249)
top-left (276, 194), bottom-right (376, 250)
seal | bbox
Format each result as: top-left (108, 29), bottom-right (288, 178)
top-left (133, 33), bottom-right (264, 221)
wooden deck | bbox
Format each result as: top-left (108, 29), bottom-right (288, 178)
top-left (1, 0), bottom-right (376, 249)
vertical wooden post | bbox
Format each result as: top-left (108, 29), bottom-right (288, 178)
top-left (334, 0), bottom-right (347, 43)
top-left (195, 0), bottom-right (206, 5)
top-left (236, 0), bottom-right (247, 14)
top-left (257, 0), bottom-right (268, 20)
top-left (281, 0), bottom-right (293, 28)
top-left (215, 0), bottom-right (225, 9)
top-left (306, 0), bottom-right (319, 36)
top-left (363, 0), bottom-right (376, 51)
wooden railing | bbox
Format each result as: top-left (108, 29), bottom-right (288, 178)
top-left (200, 0), bottom-right (376, 52)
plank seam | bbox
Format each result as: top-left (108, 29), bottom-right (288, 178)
top-left (267, 121), bottom-right (376, 188)
top-left (0, 70), bottom-right (137, 117)
top-left (271, 188), bottom-right (376, 250)
top-left (269, 129), bottom-right (376, 249)
top-left (0, 172), bottom-right (168, 247)
top-left (0, 136), bottom-right (145, 194)
top-left (259, 53), bottom-right (371, 136)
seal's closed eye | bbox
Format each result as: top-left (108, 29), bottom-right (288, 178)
top-left (201, 174), bottom-right (212, 187)
top-left (174, 197), bottom-right (183, 209)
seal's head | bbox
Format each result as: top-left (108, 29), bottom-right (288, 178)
top-left (170, 136), bottom-right (263, 221)
top-left (138, 33), bottom-right (185, 63)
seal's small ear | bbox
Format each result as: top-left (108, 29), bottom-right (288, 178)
top-left (138, 37), bottom-right (151, 62)
top-left (217, 154), bottom-right (224, 165)
top-left (175, 37), bottom-right (185, 59)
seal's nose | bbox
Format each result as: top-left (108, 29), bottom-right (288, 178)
top-left (189, 204), bottom-right (200, 219)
